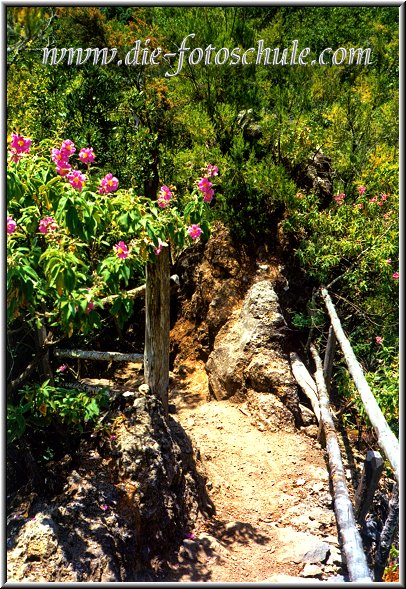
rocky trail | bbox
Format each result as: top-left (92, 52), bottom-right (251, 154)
top-left (161, 365), bottom-right (344, 583)
top-left (7, 227), bottom-right (357, 582)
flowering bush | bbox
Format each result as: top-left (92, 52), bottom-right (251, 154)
top-left (7, 134), bottom-right (218, 340)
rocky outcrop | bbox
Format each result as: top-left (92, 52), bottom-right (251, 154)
top-left (206, 280), bottom-right (301, 427)
top-left (7, 393), bottom-right (213, 582)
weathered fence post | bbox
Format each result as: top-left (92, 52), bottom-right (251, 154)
top-left (374, 483), bottom-right (399, 581)
top-left (355, 450), bottom-right (384, 524)
top-left (144, 246), bottom-right (170, 415)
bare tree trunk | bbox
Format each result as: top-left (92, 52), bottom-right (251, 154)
top-left (36, 323), bottom-right (54, 385)
top-left (144, 247), bottom-right (170, 415)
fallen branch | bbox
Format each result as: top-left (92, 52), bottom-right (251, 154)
top-left (54, 349), bottom-right (144, 362)
top-left (290, 352), bottom-right (320, 422)
top-left (99, 274), bottom-right (179, 306)
top-left (100, 284), bottom-right (146, 305)
top-left (310, 343), bottom-right (372, 583)
top-left (320, 288), bottom-right (399, 483)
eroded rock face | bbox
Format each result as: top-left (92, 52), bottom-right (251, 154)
top-left (7, 394), bottom-right (213, 582)
top-left (206, 280), bottom-right (300, 426)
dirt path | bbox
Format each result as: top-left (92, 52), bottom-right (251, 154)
top-left (164, 367), bottom-right (343, 582)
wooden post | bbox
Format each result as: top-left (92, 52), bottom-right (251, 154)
top-left (323, 325), bottom-right (336, 394)
top-left (290, 352), bottom-right (321, 422)
top-left (144, 246), bottom-right (170, 415)
top-left (310, 343), bottom-right (372, 583)
top-left (320, 288), bottom-right (399, 483)
top-left (374, 484), bottom-right (399, 581)
top-left (355, 450), bottom-right (384, 524)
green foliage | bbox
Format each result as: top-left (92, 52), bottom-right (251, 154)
top-left (7, 6), bottom-right (398, 442)
top-left (7, 381), bottom-right (109, 444)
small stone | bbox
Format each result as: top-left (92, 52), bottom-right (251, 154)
top-left (122, 391), bottom-right (134, 397)
top-left (138, 384), bottom-right (150, 395)
top-left (295, 478), bottom-right (306, 486)
top-left (301, 564), bottom-right (324, 578)
top-left (312, 482), bottom-right (324, 493)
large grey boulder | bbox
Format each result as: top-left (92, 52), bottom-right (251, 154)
top-left (206, 280), bottom-right (300, 425)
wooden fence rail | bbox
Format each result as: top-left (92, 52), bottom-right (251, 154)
top-left (320, 288), bottom-right (399, 483)
top-left (291, 287), bottom-right (399, 581)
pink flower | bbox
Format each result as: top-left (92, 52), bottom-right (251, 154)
top-left (369, 197), bottom-right (377, 203)
top-left (79, 147), bottom-right (95, 164)
top-left (380, 193), bottom-right (388, 201)
top-left (114, 241), bottom-right (129, 259)
top-left (51, 148), bottom-right (69, 165)
top-left (375, 336), bottom-right (383, 345)
top-left (334, 193), bottom-right (345, 205)
top-left (198, 177), bottom-right (213, 193)
top-left (157, 198), bottom-right (168, 209)
top-left (10, 133), bottom-right (32, 154)
top-left (392, 272), bottom-right (399, 281)
top-left (159, 185), bottom-right (172, 202)
top-left (56, 364), bottom-right (68, 373)
top-left (358, 203), bottom-right (364, 209)
top-left (7, 216), bottom-right (17, 234)
top-left (60, 139), bottom-right (76, 157)
top-left (9, 148), bottom-right (22, 163)
top-left (100, 504), bottom-right (109, 511)
top-left (203, 188), bottom-right (215, 203)
top-left (68, 170), bottom-right (87, 192)
top-left (386, 259), bottom-right (392, 265)
top-left (56, 162), bottom-right (72, 176)
top-left (383, 212), bottom-right (390, 220)
top-left (358, 185), bottom-right (366, 194)
top-left (207, 164), bottom-right (219, 177)
top-left (377, 201), bottom-right (384, 206)
top-left (86, 302), bottom-right (95, 314)
top-left (154, 238), bottom-right (168, 256)
top-left (38, 216), bottom-right (58, 234)
top-left (188, 224), bottom-right (203, 240)
top-left (99, 173), bottom-right (119, 194)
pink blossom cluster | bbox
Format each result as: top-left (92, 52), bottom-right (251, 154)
top-left (114, 241), bottom-right (129, 259)
top-left (334, 192), bottom-right (345, 206)
top-left (38, 216), bottom-right (58, 234)
top-left (7, 216), bottom-right (17, 234)
top-left (99, 173), bottom-right (119, 195)
top-left (188, 224), bottom-right (202, 240)
top-left (369, 193), bottom-right (388, 207)
top-left (9, 133), bottom-right (32, 163)
top-left (198, 177), bottom-right (215, 203)
top-left (207, 164), bottom-right (219, 177)
top-left (157, 185), bottom-right (172, 208)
